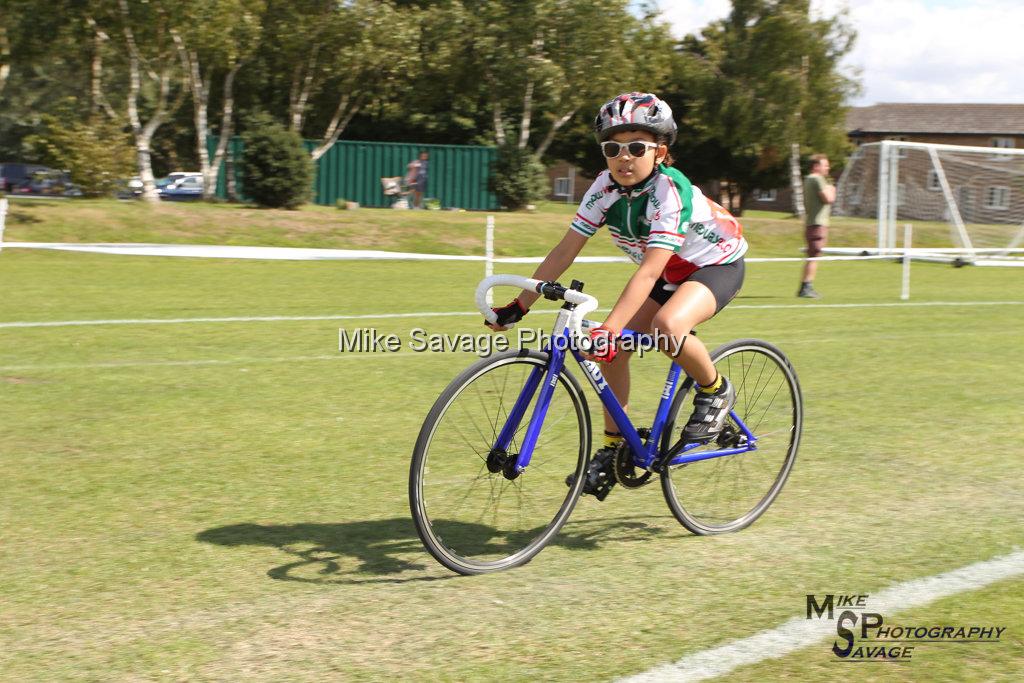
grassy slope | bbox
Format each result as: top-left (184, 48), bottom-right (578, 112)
top-left (0, 202), bottom-right (1022, 681)
top-left (3, 198), bottom-right (962, 259)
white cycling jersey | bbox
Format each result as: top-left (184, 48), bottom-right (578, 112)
top-left (570, 165), bottom-right (747, 282)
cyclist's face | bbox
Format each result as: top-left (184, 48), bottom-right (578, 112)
top-left (605, 130), bottom-right (665, 187)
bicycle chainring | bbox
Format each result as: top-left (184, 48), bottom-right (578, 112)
top-left (612, 441), bottom-right (652, 488)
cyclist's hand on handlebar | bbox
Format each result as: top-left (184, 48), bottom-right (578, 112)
top-left (485, 298), bottom-right (529, 331)
top-left (583, 325), bottom-right (618, 363)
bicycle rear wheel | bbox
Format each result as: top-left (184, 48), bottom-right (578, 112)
top-left (410, 350), bottom-right (590, 574)
top-left (660, 339), bottom-right (802, 534)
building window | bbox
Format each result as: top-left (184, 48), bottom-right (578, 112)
top-left (927, 170), bottom-right (942, 191)
top-left (992, 137), bottom-right (1015, 148)
top-left (553, 177), bottom-right (571, 197)
top-left (985, 186), bottom-right (1010, 210)
top-left (753, 188), bottom-right (777, 202)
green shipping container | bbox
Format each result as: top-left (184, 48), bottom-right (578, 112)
top-left (210, 136), bottom-right (498, 210)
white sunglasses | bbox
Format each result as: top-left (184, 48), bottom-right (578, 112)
top-left (600, 140), bottom-right (660, 158)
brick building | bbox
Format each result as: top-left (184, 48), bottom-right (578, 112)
top-left (751, 103), bottom-right (1024, 214)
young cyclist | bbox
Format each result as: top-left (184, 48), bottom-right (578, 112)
top-left (486, 92), bottom-right (747, 499)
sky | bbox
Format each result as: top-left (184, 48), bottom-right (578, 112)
top-left (656, 0), bottom-right (1024, 106)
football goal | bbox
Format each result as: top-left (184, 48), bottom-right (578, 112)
top-left (835, 140), bottom-right (1024, 266)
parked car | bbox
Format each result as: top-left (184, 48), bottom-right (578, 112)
top-left (156, 171), bottom-right (202, 192)
top-left (115, 176), bottom-right (145, 199)
top-left (0, 162), bottom-right (49, 193)
top-left (26, 169), bottom-right (81, 197)
top-left (158, 174), bottom-right (204, 200)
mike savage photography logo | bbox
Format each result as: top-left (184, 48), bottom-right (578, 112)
top-left (806, 593), bottom-right (1007, 663)
top-left (337, 327), bottom-right (686, 357)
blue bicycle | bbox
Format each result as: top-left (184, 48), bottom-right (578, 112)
top-left (409, 275), bottom-right (803, 575)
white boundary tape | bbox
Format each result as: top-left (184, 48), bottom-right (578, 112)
top-left (620, 550), bottom-right (1024, 682)
top-left (5, 241), bottom-right (1003, 264)
top-left (0, 300), bottom-right (1021, 330)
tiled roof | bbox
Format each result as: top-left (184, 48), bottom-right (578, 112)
top-left (847, 103), bottom-right (1024, 135)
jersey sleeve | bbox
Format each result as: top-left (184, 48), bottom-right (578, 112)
top-left (646, 174), bottom-right (694, 253)
top-left (569, 172), bottom-right (611, 238)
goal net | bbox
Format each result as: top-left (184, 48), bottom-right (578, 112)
top-left (835, 141), bottom-right (1024, 265)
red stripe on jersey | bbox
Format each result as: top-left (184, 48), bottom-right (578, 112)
top-left (662, 257), bottom-right (699, 283)
top-left (575, 212), bottom-right (601, 228)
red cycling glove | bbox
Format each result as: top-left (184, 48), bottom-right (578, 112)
top-left (489, 298), bottom-right (529, 327)
top-left (588, 325), bottom-right (618, 363)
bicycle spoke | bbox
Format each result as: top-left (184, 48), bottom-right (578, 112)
top-left (662, 342), bottom-right (800, 535)
top-left (412, 353), bottom-right (587, 572)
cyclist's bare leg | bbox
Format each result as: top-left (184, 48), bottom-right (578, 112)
top-left (651, 282), bottom-right (718, 386)
top-left (601, 297), bottom-right (661, 434)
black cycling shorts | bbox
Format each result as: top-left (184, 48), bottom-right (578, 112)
top-left (648, 259), bottom-right (745, 313)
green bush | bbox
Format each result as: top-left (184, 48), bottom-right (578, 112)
top-left (488, 144), bottom-right (547, 211)
top-left (24, 116), bottom-right (135, 197)
top-left (239, 112), bottom-right (313, 209)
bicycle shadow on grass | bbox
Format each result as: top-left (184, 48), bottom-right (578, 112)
top-left (197, 515), bottom-right (680, 585)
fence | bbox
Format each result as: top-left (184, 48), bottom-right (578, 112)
top-left (209, 136), bottom-right (498, 210)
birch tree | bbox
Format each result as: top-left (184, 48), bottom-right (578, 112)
top-left (674, 0), bottom-right (857, 211)
top-left (464, 0), bottom-right (672, 161)
top-left (0, 24), bottom-right (9, 100)
top-left (170, 1), bottom-right (264, 198)
top-left (116, 0), bottom-right (185, 202)
top-left (304, 0), bottom-right (419, 160)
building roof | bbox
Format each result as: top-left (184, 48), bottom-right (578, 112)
top-left (847, 103), bottom-right (1024, 136)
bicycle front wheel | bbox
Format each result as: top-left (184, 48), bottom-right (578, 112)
top-left (660, 339), bottom-right (802, 534)
top-left (410, 350), bottom-right (590, 574)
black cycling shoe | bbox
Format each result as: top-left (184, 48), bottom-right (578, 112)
top-left (682, 376), bottom-right (736, 444)
top-left (565, 446), bottom-right (618, 501)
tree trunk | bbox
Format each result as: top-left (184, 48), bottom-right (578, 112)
top-left (310, 92), bottom-right (362, 161)
top-left (492, 97), bottom-right (506, 147)
top-left (518, 80), bottom-right (534, 150)
top-left (0, 26), bottom-right (9, 100)
top-left (172, 33), bottom-right (214, 200)
top-left (289, 45), bottom-right (320, 134)
top-left (789, 142), bottom-right (805, 218)
top-left (86, 17), bottom-right (117, 119)
top-left (206, 64), bottom-right (240, 200)
top-left (534, 108), bottom-right (577, 160)
top-left (121, 0), bottom-right (175, 203)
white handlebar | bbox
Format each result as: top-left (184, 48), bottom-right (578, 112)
top-left (476, 274), bottom-right (599, 337)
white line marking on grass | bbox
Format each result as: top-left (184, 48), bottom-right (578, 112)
top-left (0, 301), bottom-right (1021, 330)
top-left (0, 311), bottom-right (488, 329)
top-left (729, 300), bottom-right (1024, 310)
top-left (619, 550), bottom-right (1024, 683)
top-left (0, 352), bottom-right (453, 372)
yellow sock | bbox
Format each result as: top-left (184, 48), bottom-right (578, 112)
top-left (604, 431), bottom-right (624, 448)
top-left (699, 373), bottom-right (723, 394)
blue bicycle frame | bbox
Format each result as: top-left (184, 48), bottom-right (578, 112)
top-left (492, 309), bottom-right (758, 474)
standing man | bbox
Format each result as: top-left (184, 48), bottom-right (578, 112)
top-left (799, 153), bottom-right (835, 298)
top-left (412, 150), bottom-right (429, 209)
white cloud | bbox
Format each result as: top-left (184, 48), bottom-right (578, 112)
top-left (656, 0), bottom-right (732, 39)
top-left (657, 0), bottom-right (1024, 105)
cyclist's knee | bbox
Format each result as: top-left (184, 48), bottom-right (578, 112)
top-left (651, 312), bottom-right (688, 339)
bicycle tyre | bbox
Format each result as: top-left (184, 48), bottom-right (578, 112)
top-left (410, 349), bottom-right (591, 574)
top-left (660, 339), bottom-right (802, 535)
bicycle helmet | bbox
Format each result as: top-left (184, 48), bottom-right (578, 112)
top-left (594, 92), bottom-right (677, 145)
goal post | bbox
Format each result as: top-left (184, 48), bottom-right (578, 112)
top-left (835, 140), bottom-right (1024, 265)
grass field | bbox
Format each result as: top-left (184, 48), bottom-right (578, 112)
top-left (1, 200), bottom-right (1022, 681)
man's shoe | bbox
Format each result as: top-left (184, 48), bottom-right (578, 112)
top-left (797, 283), bottom-right (821, 298)
top-left (565, 446), bottom-right (617, 501)
top-left (682, 376), bottom-right (736, 444)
